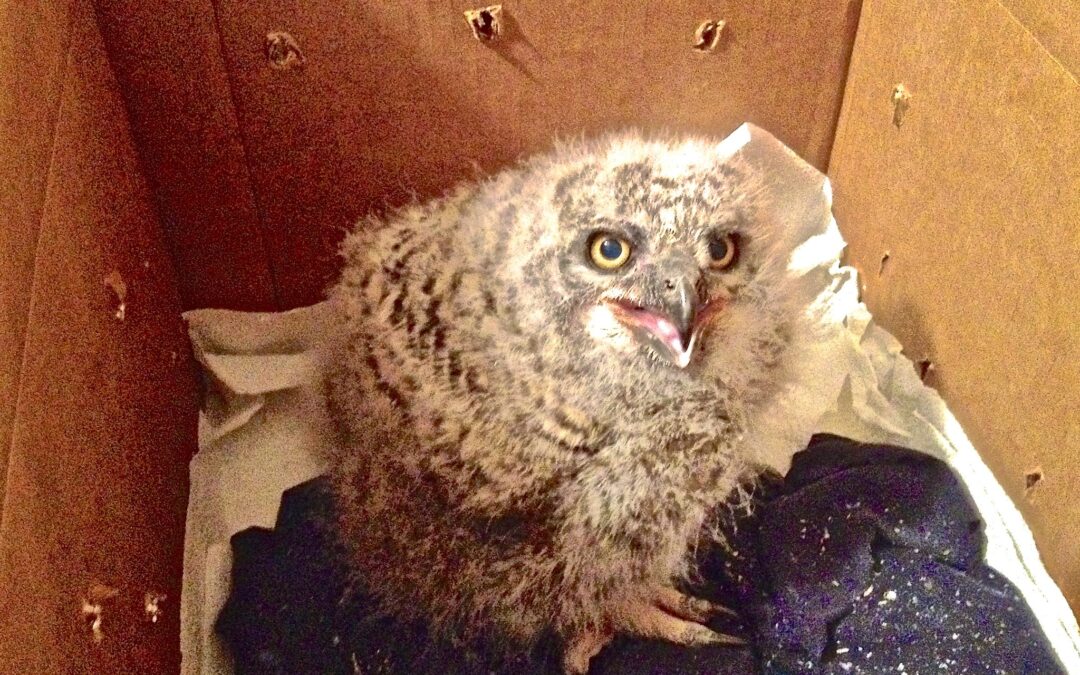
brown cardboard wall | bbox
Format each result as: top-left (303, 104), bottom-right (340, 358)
top-left (829, 0), bottom-right (1079, 611)
top-left (0, 0), bottom-right (74, 531)
top-left (0, 1), bottom-right (864, 669)
top-left (4, 0), bottom-right (1074, 669)
top-left (97, 0), bottom-right (863, 311)
top-left (0, 0), bottom-right (198, 670)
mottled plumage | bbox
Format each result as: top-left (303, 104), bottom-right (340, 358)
top-left (327, 132), bottom-right (811, 672)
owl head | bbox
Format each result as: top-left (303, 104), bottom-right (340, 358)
top-left (498, 132), bottom-right (804, 392)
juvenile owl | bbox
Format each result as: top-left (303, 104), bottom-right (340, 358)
top-left (327, 131), bottom-right (814, 673)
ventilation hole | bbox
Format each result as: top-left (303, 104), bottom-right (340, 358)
top-left (693, 20), bottom-right (725, 52)
top-left (1024, 468), bottom-right (1044, 500)
top-left (465, 5), bottom-right (502, 41)
top-left (81, 584), bottom-right (118, 643)
top-left (878, 251), bottom-right (891, 276)
top-left (81, 602), bottom-right (104, 642)
top-left (891, 84), bottom-right (912, 128)
top-left (917, 359), bottom-right (934, 382)
top-left (144, 591), bottom-right (166, 624)
top-left (103, 270), bottom-right (127, 321)
top-left (266, 31), bottom-right (305, 70)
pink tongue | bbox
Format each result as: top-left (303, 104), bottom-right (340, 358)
top-left (636, 312), bottom-right (684, 354)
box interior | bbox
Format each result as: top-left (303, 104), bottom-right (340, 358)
top-left (0, 0), bottom-right (1075, 669)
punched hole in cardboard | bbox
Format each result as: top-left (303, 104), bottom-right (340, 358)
top-left (104, 270), bottom-right (127, 321)
top-left (891, 84), bottom-right (911, 128)
top-left (878, 251), bottom-right (891, 276)
top-left (1024, 468), bottom-right (1044, 500)
top-left (144, 591), bottom-right (166, 624)
top-left (465, 5), bottom-right (502, 42)
top-left (917, 358), bottom-right (934, 382)
top-left (266, 31), bottom-right (305, 70)
top-left (81, 584), bottom-right (119, 643)
top-left (693, 20), bottom-right (726, 53)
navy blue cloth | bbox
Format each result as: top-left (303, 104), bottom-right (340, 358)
top-left (217, 435), bottom-right (1064, 673)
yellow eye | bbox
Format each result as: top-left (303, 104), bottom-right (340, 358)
top-left (589, 234), bottom-right (632, 270)
top-left (708, 234), bottom-right (738, 270)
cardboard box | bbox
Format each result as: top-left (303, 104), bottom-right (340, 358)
top-left (0, 0), bottom-right (1074, 669)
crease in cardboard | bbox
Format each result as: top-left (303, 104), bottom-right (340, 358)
top-left (992, 0), bottom-right (1080, 83)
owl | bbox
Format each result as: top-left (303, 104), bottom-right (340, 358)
top-left (327, 131), bottom-right (812, 673)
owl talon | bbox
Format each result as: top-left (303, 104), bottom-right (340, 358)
top-left (655, 586), bottom-right (739, 622)
top-left (613, 596), bottom-right (746, 646)
top-left (678, 617), bottom-right (747, 643)
top-left (562, 596), bottom-right (746, 674)
top-left (678, 622), bottom-right (747, 646)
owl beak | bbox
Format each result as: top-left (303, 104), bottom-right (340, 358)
top-left (666, 277), bottom-right (698, 351)
top-left (606, 278), bottom-right (700, 369)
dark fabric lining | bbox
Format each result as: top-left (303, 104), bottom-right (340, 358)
top-left (217, 435), bottom-right (1063, 674)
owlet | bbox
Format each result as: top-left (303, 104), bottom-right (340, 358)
top-left (327, 130), bottom-right (815, 673)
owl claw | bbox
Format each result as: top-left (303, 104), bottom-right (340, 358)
top-left (563, 588), bottom-right (745, 673)
top-left (655, 586), bottom-right (739, 623)
top-left (611, 595), bottom-right (745, 647)
top-left (677, 622), bottom-right (747, 647)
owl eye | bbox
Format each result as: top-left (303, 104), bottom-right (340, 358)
top-left (588, 233), bottom-right (632, 270)
top-left (708, 234), bottom-right (738, 270)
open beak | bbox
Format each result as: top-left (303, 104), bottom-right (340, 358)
top-left (606, 278), bottom-right (700, 368)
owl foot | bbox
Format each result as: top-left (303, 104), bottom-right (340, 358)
top-left (655, 586), bottom-right (739, 623)
top-left (562, 588), bottom-right (744, 673)
top-left (611, 589), bottom-right (745, 646)
top-left (562, 625), bottom-right (615, 675)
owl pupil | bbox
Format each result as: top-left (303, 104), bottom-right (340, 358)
top-left (599, 238), bottom-right (623, 260)
top-left (709, 239), bottom-right (729, 261)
